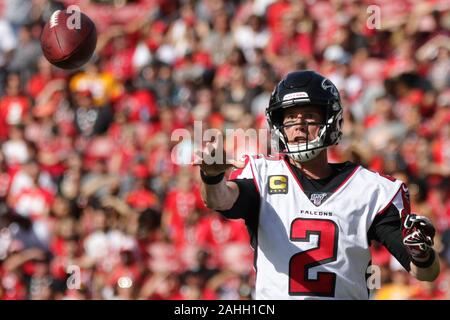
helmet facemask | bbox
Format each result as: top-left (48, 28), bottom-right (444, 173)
top-left (268, 102), bottom-right (343, 163)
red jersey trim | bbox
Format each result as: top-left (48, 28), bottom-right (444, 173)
top-left (282, 157), bottom-right (360, 195)
top-left (228, 155), bottom-right (250, 180)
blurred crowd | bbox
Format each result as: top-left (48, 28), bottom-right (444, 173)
top-left (0, 0), bottom-right (449, 300)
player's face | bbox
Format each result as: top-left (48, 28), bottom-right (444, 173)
top-left (282, 105), bottom-right (324, 143)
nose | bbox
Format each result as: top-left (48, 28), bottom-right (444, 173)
top-left (296, 124), bottom-right (307, 133)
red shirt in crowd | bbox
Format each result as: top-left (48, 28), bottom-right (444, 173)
top-left (164, 185), bottom-right (206, 237)
top-left (10, 186), bottom-right (54, 220)
top-left (0, 95), bottom-right (30, 140)
top-left (196, 214), bottom-right (249, 248)
top-left (268, 31), bottom-right (313, 58)
top-left (104, 48), bottom-right (136, 82)
top-left (0, 268), bottom-right (27, 300)
top-left (266, 1), bottom-right (293, 32)
top-left (114, 89), bottom-right (158, 122)
top-left (126, 189), bottom-right (159, 211)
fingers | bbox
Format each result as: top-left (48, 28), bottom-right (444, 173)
top-left (192, 149), bottom-right (203, 165)
top-left (192, 140), bottom-right (218, 166)
top-left (206, 141), bottom-right (215, 157)
top-left (404, 229), bottom-right (434, 251)
top-left (194, 155), bottom-right (244, 173)
top-left (420, 231), bottom-right (434, 247)
top-left (410, 215), bottom-right (436, 240)
top-left (213, 130), bottom-right (223, 153)
top-left (192, 130), bottom-right (223, 166)
top-left (191, 131), bottom-right (247, 170)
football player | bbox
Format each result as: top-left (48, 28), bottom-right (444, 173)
top-left (195, 70), bottom-right (439, 299)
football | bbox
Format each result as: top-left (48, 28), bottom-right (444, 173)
top-left (40, 9), bottom-right (97, 69)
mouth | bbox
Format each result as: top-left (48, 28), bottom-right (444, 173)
top-left (293, 136), bottom-right (308, 143)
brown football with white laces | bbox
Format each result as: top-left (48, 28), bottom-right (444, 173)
top-left (40, 9), bottom-right (97, 69)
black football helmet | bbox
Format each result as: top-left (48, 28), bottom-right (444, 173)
top-left (266, 70), bottom-right (343, 162)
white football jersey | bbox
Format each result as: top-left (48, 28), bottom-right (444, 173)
top-left (230, 155), bottom-right (405, 300)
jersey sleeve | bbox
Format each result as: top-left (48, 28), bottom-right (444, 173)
top-left (368, 188), bottom-right (412, 272)
top-left (217, 155), bottom-right (260, 220)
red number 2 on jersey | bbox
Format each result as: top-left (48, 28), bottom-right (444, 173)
top-left (289, 218), bottom-right (339, 297)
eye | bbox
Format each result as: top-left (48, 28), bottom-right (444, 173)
top-left (306, 113), bottom-right (321, 122)
top-left (284, 114), bottom-right (295, 123)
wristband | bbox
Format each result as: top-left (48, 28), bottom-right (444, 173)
top-left (200, 170), bottom-right (225, 185)
top-left (411, 249), bottom-right (435, 269)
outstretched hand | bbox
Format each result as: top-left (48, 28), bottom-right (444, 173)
top-left (193, 131), bottom-right (245, 177)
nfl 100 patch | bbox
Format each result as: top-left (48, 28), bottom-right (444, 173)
top-left (309, 192), bottom-right (329, 206)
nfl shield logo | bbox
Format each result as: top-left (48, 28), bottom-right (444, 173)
top-left (310, 193), bottom-right (328, 206)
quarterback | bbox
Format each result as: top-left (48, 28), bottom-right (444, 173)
top-left (195, 71), bottom-right (440, 299)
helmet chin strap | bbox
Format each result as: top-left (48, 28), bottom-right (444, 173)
top-left (285, 143), bottom-right (325, 163)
